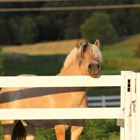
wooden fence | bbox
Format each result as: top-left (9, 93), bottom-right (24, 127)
top-left (0, 71), bottom-right (139, 140)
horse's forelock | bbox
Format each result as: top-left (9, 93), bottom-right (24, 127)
top-left (61, 42), bottom-right (103, 72)
top-left (90, 44), bottom-right (103, 63)
top-left (76, 43), bottom-right (103, 63)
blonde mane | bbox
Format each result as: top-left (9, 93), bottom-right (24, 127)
top-left (90, 44), bottom-right (103, 63)
top-left (75, 43), bottom-right (103, 63)
top-left (61, 42), bottom-right (103, 72)
top-left (61, 47), bottom-right (78, 71)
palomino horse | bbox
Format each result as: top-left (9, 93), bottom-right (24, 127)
top-left (0, 39), bottom-right (102, 140)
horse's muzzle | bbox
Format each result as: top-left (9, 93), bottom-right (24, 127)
top-left (88, 62), bottom-right (101, 78)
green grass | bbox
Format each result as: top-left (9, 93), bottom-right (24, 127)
top-left (2, 34), bottom-right (140, 97)
top-left (1, 33), bottom-right (140, 100)
top-left (3, 54), bottom-right (65, 76)
top-left (102, 34), bottom-right (139, 60)
top-left (102, 49), bottom-right (133, 59)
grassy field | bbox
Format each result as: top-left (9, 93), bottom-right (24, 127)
top-left (1, 34), bottom-right (140, 96)
top-left (2, 40), bottom-right (78, 55)
top-left (2, 35), bottom-right (139, 57)
top-left (2, 34), bottom-right (140, 75)
top-left (2, 34), bottom-right (139, 57)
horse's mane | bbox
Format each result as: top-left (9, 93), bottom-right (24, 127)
top-left (61, 47), bottom-right (78, 71)
top-left (61, 42), bottom-right (103, 72)
top-left (89, 43), bottom-right (103, 63)
top-left (75, 43), bottom-right (103, 63)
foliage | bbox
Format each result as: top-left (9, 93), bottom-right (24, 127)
top-left (64, 27), bottom-right (80, 40)
top-left (127, 7), bottom-right (140, 34)
top-left (0, 1), bottom-right (140, 45)
top-left (18, 16), bottom-right (37, 44)
top-left (80, 12), bottom-right (117, 43)
top-left (0, 19), bottom-right (10, 45)
top-left (0, 124), bottom-right (3, 140)
top-left (35, 15), bottom-right (58, 41)
top-left (0, 48), bottom-right (4, 75)
top-left (8, 19), bottom-right (19, 45)
top-left (80, 119), bottom-right (119, 140)
top-left (35, 128), bottom-right (56, 140)
top-left (0, 120), bottom-right (119, 140)
top-left (133, 42), bottom-right (140, 57)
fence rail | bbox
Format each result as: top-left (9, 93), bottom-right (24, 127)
top-left (87, 95), bottom-right (120, 107)
top-left (0, 75), bottom-right (122, 120)
top-left (0, 75), bottom-right (121, 87)
top-left (0, 108), bottom-right (121, 120)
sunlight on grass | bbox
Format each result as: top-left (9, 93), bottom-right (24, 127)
top-left (2, 34), bottom-right (140, 76)
top-left (2, 40), bottom-right (78, 55)
top-left (2, 34), bottom-right (140, 57)
top-left (102, 49), bottom-right (133, 59)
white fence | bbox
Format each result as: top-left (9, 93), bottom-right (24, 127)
top-left (87, 95), bottom-right (120, 107)
top-left (0, 71), bottom-right (140, 140)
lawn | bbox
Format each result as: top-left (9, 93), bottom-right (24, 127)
top-left (2, 34), bottom-right (140, 75)
top-left (1, 34), bottom-right (140, 96)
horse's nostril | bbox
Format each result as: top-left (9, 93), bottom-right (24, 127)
top-left (88, 64), bottom-right (93, 69)
top-left (97, 64), bottom-right (100, 69)
top-left (88, 63), bottom-right (100, 70)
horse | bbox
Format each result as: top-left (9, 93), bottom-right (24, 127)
top-left (0, 39), bottom-right (102, 140)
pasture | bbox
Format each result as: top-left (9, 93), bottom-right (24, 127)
top-left (1, 34), bottom-right (140, 96)
top-left (2, 34), bottom-right (140, 76)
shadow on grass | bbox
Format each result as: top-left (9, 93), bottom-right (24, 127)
top-left (3, 54), bottom-right (66, 76)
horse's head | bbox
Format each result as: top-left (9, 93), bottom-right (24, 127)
top-left (76, 39), bottom-right (102, 78)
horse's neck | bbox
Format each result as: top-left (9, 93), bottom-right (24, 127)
top-left (57, 62), bottom-right (87, 107)
top-left (58, 62), bottom-right (81, 76)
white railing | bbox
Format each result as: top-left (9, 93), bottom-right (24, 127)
top-left (87, 95), bottom-right (120, 107)
top-left (0, 71), bottom-right (140, 140)
top-left (0, 75), bottom-right (121, 120)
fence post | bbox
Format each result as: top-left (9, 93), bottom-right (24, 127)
top-left (131, 73), bottom-right (136, 140)
top-left (124, 72), bottom-right (133, 140)
top-left (136, 73), bottom-right (140, 140)
top-left (102, 95), bottom-right (106, 107)
top-left (120, 71), bottom-right (125, 140)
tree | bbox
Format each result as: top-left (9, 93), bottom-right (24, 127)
top-left (35, 15), bottom-right (59, 42)
top-left (64, 27), bottom-right (79, 39)
top-left (129, 8), bottom-right (140, 34)
top-left (0, 19), bottom-right (10, 45)
top-left (18, 16), bottom-right (38, 44)
top-left (80, 12), bottom-right (117, 43)
top-left (8, 19), bottom-right (19, 45)
top-left (109, 9), bottom-right (130, 36)
top-left (35, 15), bottom-right (50, 42)
top-left (0, 48), bottom-right (4, 76)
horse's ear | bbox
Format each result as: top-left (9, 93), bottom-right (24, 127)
top-left (94, 39), bottom-right (100, 47)
top-left (76, 40), bottom-right (81, 49)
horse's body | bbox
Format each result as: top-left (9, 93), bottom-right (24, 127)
top-left (0, 40), bottom-right (102, 140)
